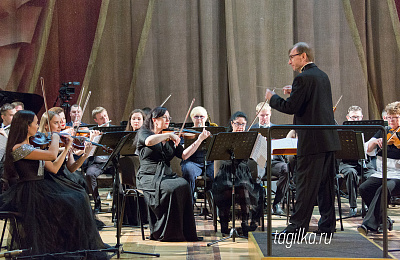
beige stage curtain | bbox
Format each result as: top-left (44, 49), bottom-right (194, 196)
top-left (2, 0), bottom-right (400, 126)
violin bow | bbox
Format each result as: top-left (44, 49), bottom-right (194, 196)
top-left (40, 77), bottom-right (51, 133)
top-left (333, 95), bottom-right (343, 113)
top-left (177, 98), bottom-right (195, 138)
top-left (247, 98), bottom-right (268, 131)
top-left (160, 94), bottom-right (172, 107)
top-left (73, 91), bottom-right (91, 137)
top-left (74, 85), bottom-right (85, 126)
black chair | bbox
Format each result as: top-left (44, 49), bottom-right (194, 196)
top-left (118, 156), bottom-right (146, 240)
top-left (0, 211), bottom-right (21, 251)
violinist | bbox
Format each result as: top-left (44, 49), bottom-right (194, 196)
top-left (125, 109), bottom-right (146, 131)
top-left (181, 106), bottom-right (214, 203)
top-left (0, 103), bottom-right (16, 137)
top-left (38, 111), bottom-right (93, 189)
top-left (49, 106), bottom-right (72, 133)
top-left (358, 101), bottom-right (400, 235)
top-left (212, 111), bottom-right (264, 236)
top-left (0, 110), bottom-right (109, 258)
top-left (136, 106), bottom-right (210, 241)
top-left (11, 101), bottom-right (24, 111)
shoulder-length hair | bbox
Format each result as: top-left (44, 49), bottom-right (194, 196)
top-left (125, 109), bottom-right (146, 131)
top-left (38, 111), bottom-right (58, 133)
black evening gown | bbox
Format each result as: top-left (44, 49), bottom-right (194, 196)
top-left (0, 144), bottom-right (109, 259)
top-left (136, 128), bottom-right (198, 241)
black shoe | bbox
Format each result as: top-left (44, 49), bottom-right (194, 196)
top-left (357, 224), bottom-right (368, 236)
top-left (196, 236), bottom-right (204, 241)
top-left (248, 221), bottom-right (258, 232)
top-left (241, 222), bottom-right (249, 237)
top-left (377, 217), bottom-right (394, 233)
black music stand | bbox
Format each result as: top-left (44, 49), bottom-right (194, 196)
top-left (92, 125), bottom-right (127, 132)
top-left (206, 131), bottom-right (258, 246)
top-left (186, 127), bottom-right (226, 218)
top-left (102, 133), bottom-right (160, 258)
top-left (249, 126), bottom-right (291, 139)
top-left (92, 132), bottom-right (132, 157)
top-left (342, 120), bottom-right (386, 217)
top-left (335, 130), bottom-right (366, 230)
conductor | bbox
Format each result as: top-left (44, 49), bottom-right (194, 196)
top-left (265, 42), bottom-right (340, 235)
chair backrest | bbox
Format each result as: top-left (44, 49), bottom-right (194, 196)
top-left (119, 155), bottom-right (139, 187)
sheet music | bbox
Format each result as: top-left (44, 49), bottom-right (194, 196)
top-left (87, 135), bottom-right (101, 157)
top-left (0, 135), bottom-right (7, 160)
top-left (250, 134), bottom-right (267, 168)
top-left (271, 138), bottom-right (297, 150)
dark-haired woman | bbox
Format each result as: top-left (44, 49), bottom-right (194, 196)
top-left (136, 107), bottom-right (210, 241)
top-left (212, 111), bottom-right (264, 236)
top-left (0, 110), bottom-right (108, 259)
top-left (125, 109), bottom-right (146, 131)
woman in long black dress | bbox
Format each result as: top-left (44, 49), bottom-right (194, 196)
top-left (136, 106), bottom-right (210, 241)
top-left (0, 110), bottom-right (108, 259)
top-left (212, 111), bottom-right (264, 236)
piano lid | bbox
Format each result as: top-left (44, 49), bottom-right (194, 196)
top-left (0, 90), bottom-right (44, 114)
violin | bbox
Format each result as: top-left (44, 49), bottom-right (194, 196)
top-left (387, 127), bottom-right (400, 149)
top-left (29, 132), bottom-right (113, 153)
top-left (162, 128), bottom-right (202, 140)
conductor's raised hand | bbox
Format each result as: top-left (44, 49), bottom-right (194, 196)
top-left (265, 89), bottom-right (276, 102)
top-left (283, 85), bottom-right (292, 95)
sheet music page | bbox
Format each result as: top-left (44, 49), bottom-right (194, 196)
top-left (0, 135), bottom-right (7, 159)
top-left (250, 134), bottom-right (267, 168)
top-left (87, 135), bottom-right (101, 157)
top-left (271, 138), bottom-right (297, 150)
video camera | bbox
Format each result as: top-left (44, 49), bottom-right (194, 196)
top-left (59, 82), bottom-right (79, 97)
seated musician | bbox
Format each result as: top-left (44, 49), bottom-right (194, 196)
top-left (136, 106), bottom-right (210, 241)
top-left (181, 106), bottom-right (214, 203)
top-left (357, 101), bottom-right (400, 235)
top-left (38, 111), bottom-right (93, 188)
top-left (125, 109), bottom-right (146, 131)
top-left (49, 107), bottom-right (72, 133)
top-left (1, 103), bottom-right (16, 136)
top-left (11, 101), bottom-right (24, 111)
top-left (85, 107), bottom-right (114, 212)
top-left (251, 102), bottom-right (288, 216)
top-left (338, 105), bottom-right (367, 216)
top-left (66, 104), bottom-right (88, 127)
top-left (212, 111), bottom-right (264, 236)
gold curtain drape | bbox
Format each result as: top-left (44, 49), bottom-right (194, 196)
top-left (1, 0), bottom-right (400, 126)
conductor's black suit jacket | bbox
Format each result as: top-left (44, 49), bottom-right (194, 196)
top-left (269, 63), bottom-right (340, 156)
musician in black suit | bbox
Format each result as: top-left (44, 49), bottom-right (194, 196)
top-left (250, 102), bottom-right (288, 215)
top-left (265, 42), bottom-right (340, 235)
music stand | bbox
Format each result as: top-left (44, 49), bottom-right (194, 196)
top-left (342, 120), bottom-right (386, 217)
top-left (92, 125), bottom-right (127, 132)
top-left (185, 127), bottom-right (226, 218)
top-left (92, 132), bottom-right (131, 157)
top-left (335, 130), bottom-right (366, 230)
top-left (102, 133), bottom-right (160, 258)
top-left (206, 131), bottom-right (258, 246)
top-left (249, 126), bottom-right (291, 139)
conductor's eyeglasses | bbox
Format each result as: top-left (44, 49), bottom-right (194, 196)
top-left (289, 53), bottom-right (302, 60)
top-left (233, 122), bottom-right (246, 127)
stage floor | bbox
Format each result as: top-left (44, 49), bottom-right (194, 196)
top-left (249, 230), bottom-right (396, 259)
